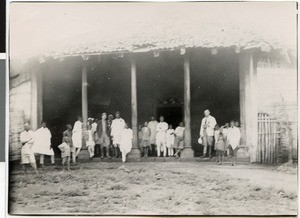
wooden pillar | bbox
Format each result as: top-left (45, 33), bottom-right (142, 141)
top-left (180, 54), bottom-right (194, 159)
top-left (239, 52), bottom-right (247, 158)
top-left (239, 50), bottom-right (258, 162)
top-left (128, 56), bottom-right (141, 160)
top-left (82, 60), bottom-right (88, 131)
top-left (78, 59), bottom-right (90, 158)
top-left (30, 65), bottom-right (43, 131)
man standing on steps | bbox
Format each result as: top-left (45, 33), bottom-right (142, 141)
top-left (200, 109), bottom-right (217, 158)
top-left (111, 111), bottom-right (126, 158)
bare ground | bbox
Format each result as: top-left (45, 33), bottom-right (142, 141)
top-left (8, 161), bottom-right (297, 215)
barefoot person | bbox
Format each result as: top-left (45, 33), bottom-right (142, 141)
top-left (86, 123), bottom-right (96, 160)
top-left (222, 123), bottom-right (229, 157)
top-left (33, 121), bottom-right (55, 167)
top-left (214, 124), bottom-right (226, 165)
top-left (20, 123), bottom-right (38, 174)
top-left (227, 120), bottom-right (241, 166)
top-left (96, 113), bottom-right (111, 159)
top-left (166, 124), bottom-right (175, 157)
top-left (174, 122), bottom-right (185, 158)
top-left (58, 136), bottom-right (71, 171)
top-left (155, 115), bottom-right (168, 157)
top-left (111, 111), bottom-right (126, 158)
top-left (141, 122), bottom-right (151, 158)
top-left (63, 124), bottom-right (76, 164)
top-left (107, 114), bottom-right (114, 157)
top-left (199, 109), bottom-right (217, 158)
top-left (72, 116), bottom-right (83, 158)
top-left (148, 116), bottom-right (158, 156)
top-left (119, 123), bottom-right (133, 163)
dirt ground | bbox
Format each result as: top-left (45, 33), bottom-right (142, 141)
top-left (8, 161), bottom-right (297, 215)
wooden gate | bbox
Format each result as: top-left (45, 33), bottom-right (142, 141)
top-left (257, 112), bottom-right (280, 163)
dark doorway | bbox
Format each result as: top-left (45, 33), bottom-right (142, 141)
top-left (136, 51), bottom-right (184, 126)
top-left (156, 106), bottom-right (183, 127)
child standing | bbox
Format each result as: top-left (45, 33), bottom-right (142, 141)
top-left (119, 123), bottom-right (133, 163)
top-left (214, 125), bottom-right (226, 165)
top-left (141, 122), bottom-right (151, 158)
top-left (63, 124), bottom-right (76, 164)
top-left (58, 136), bottom-right (71, 171)
top-left (166, 124), bottom-right (175, 157)
top-left (86, 124), bottom-right (96, 160)
top-left (138, 125), bottom-right (143, 153)
top-left (222, 123), bottom-right (229, 157)
top-left (227, 120), bottom-right (241, 166)
top-left (174, 122), bottom-right (185, 158)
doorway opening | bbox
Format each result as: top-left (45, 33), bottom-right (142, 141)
top-left (156, 106), bottom-right (183, 127)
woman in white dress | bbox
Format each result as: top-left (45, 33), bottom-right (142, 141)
top-left (33, 121), bottom-right (55, 167)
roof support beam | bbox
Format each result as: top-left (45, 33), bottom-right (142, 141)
top-left (181, 53), bottom-right (194, 159)
top-left (127, 55), bottom-right (141, 160)
top-left (30, 64), bottom-right (43, 131)
top-left (239, 49), bottom-right (258, 162)
top-left (81, 60), bottom-right (88, 132)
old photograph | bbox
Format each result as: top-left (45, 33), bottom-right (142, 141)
top-left (8, 1), bottom-right (297, 215)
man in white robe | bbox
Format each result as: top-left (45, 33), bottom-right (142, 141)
top-left (227, 120), bottom-right (241, 166)
top-left (155, 115), bottom-right (168, 157)
top-left (119, 123), bottom-right (133, 163)
top-left (200, 109), bottom-right (217, 158)
top-left (20, 123), bottom-right (38, 174)
top-left (72, 116), bottom-right (83, 158)
top-left (148, 116), bottom-right (158, 156)
top-left (111, 111), bottom-right (126, 158)
top-left (33, 121), bottom-right (55, 167)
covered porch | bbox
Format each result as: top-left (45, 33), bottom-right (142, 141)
top-left (30, 46), bottom-right (259, 161)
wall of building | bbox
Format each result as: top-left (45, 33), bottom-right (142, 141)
top-left (257, 63), bottom-right (297, 160)
top-left (9, 80), bottom-right (31, 161)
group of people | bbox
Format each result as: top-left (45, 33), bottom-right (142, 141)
top-left (19, 111), bottom-right (135, 173)
top-left (19, 109), bottom-right (241, 174)
top-left (138, 116), bottom-right (185, 159)
top-left (19, 122), bottom-right (55, 174)
top-left (64, 111), bottom-right (134, 167)
top-left (199, 109), bottom-right (241, 166)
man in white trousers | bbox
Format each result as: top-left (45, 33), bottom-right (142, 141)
top-left (200, 109), bottom-right (217, 158)
top-left (155, 115), bottom-right (168, 157)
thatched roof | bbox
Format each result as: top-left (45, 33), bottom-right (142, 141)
top-left (10, 2), bottom-right (296, 61)
top-left (44, 24), bottom-right (283, 59)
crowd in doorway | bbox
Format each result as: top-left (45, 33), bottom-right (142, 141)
top-left (19, 109), bottom-right (241, 174)
top-left (138, 117), bottom-right (185, 159)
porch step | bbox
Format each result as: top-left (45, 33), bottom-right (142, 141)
top-left (80, 156), bottom-right (250, 163)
